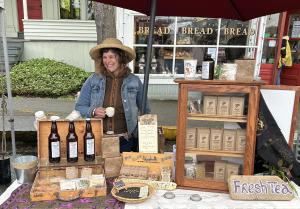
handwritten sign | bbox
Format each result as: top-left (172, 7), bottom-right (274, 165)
top-left (138, 114), bottom-right (158, 153)
top-left (228, 175), bottom-right (294, 201)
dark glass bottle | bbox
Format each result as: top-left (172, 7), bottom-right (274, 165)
top-left (48, 120), bottom-right (60, 163)
top-left (66, 120), bottom-right (78, 163)
top-left (84, 118), bottom-right (95, 161)
top-left (201, 54), bottom-right (215, 80)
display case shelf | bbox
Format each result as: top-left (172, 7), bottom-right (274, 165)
top-left (185, 149), bottom-right (244, 158)
top-left (187, 114), bottom-right (247, 123)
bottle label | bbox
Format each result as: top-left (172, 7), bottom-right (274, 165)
top-left (69, 142), bottom-right (78, 158)
top-left (86, 138), bottom-right (95, 155)
top-left (202, 61), bottom-right (210, 79)
top-left (51, 141), bottom-right (60, 158)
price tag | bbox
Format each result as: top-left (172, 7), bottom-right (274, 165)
top-left (139, 186), bottom-right (149, 198)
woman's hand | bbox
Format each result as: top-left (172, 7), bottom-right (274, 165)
top-left (93, 107), bottom-right (106, 118)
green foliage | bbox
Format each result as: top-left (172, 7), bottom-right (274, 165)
top-left (8, 58), bottom-right (90, 97)
top-left (214, 65), bottom-right (222, 79)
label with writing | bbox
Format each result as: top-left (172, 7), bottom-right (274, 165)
top-left (51, 141), bottom-right (60, 158)
top-left (86, 138), bottom-right (95, 155)
top-left (138, 114), bottom-right (158, 153)
top-left (69, 142), bottom-right (78, 158)
top-left (228, 175), bottom-right (294, 200)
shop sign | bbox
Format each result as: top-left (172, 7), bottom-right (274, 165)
top-left (228, 175), bottom-right (294, 201)
top-left (136, 26), bottom-right (255, 36)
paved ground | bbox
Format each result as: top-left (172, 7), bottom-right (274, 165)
top-left (0, 97), bottom-right (178, 193)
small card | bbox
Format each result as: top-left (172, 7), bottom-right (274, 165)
top-left (89, 175), bottom-right (105, 187)
top-left (60, 179), bottom-right (77, 191)
top-left (113, 180), bottom-right (126, 190)
top-left (76, 179), bottom-right (90, 190)
top-left (138, 186), bottom-right (149, 198)
top-left (66, 167), bottom-right (78, 179)
top-left (81, 167), bottom-right (93, 178)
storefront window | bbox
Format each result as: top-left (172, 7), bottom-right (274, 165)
top-left (219, 19), bottom-right (257, 46)
top-left (134, 16), bottom-right (175, 45)
top-left (87, 0), bottom-right (94, 20)
top-left (60, 0), bottom-right (81, 19)
top-left (133, 16), bottom-right (258, 75)
top-left (176, 17), bottom-right (218, 45)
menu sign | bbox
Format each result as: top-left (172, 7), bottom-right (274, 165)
top-left (138, 114), bottom-right (158, 153)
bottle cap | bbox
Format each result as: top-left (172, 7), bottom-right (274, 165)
top-left (50, 116), bottom-right (60, 121)
top-left (35, 111), bottom-right (46, 119)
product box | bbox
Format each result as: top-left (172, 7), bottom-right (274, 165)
top-left (226, 163), bottom-right (240, 181)
top-left (222, 129), bottom-right (236, 151)
top-left (210, 128), bottom-right (223, 150)
top-left (230, 97), bottom-right (245, 116)
top-left (214, 161), bottom-right (226, 181)
top-left (102, 136), bottom-right (120, 158)
top-left (30, 119), bottom-right (106, 202)
top-left (186, 128), bottom-right (197, 148)
top-left (104, 156), bottom-right (123, 178)
top-left (217, 96), bottom-right (231, 116)
top-left (196, 127), bottom-right (210, 150)
top-left (236, 129), bottom-right (247, 152)
top-left (203, 96), bottom-right (217, 115)
top-left (195, 163), bottom-right (206, 179)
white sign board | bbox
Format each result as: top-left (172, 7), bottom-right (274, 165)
top-left (261, 89), bottom-right (295, 142)
top-left (292, 21), bottom-right (300, 38)
top-left (138, 114), bottom-right (158, 153)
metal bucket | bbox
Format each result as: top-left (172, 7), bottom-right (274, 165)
top-left (13, 155), bottom-right (38, 184)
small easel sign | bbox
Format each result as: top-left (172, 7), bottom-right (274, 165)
top-left (138, 114), bottom-right (158, 153)
top-left (228, 175), bottom-right (294, 201)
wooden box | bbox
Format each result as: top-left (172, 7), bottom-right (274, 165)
top-left (30, 119), bottom-right (106, 202)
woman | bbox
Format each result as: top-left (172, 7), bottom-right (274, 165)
top-left (75, 38), bottom-right (150, 152)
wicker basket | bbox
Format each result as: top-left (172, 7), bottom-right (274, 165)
top-left (111, 182), bottom-right (155, 204)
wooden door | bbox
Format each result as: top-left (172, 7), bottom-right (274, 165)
top-left (281, 10), bottom-right (300, 85)
top-left (17, 0), bottom-right (42, 32)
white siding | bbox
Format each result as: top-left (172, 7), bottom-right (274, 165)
top-left (23, 41), bottom-right (96, 72)
top-left (23, 20), bottom-right (97, 41)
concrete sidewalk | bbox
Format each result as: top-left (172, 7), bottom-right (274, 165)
top-left (0, 97), bottom-right (178, 131)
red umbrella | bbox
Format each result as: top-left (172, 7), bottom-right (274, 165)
top-left (93, 0), bottom-right (299, 21)
top-left (92, 0), bottom-right (300, 114)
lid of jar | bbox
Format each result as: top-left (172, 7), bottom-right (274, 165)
top-left (35, 111), bottom-right (46, 118)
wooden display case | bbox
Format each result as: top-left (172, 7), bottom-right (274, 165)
top-left (174, 79), bottom-right (264, 192)
top-left (30, 119), bottom-right (106, 201)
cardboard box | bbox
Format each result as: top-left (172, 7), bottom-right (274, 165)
top-left (217, 96), bottom-right (231, 116)
top-left (195, 163), bottom-right (206, 179)
top-left (203, 96), bottom-right (217, 115)
top-left (196, 127), bottom-right (210, 150)
top-left (236, 129), bottom-right (247, 152)
top-left (210, 128), bottom-right (223, 150)
top-left (226, 163), bottom-right (240, 180)
top-left (186, 128), bottom-right (197, 148)
top-left (230, 97), bottom-right (245, 116)
top-left (222, 129), bottom-right (236, 151)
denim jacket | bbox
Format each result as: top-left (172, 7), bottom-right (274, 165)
top-left (75, 73), bottom-right (150, 137)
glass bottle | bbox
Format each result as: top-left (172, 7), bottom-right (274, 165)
top-left (84, 118), bottom-right (95, 161)
top-left (66, 120), bottom-right (78, 163)
top-left (201, 54), bottom-right (215, 80)
top-left (48, 119), bottom-right (60, 163)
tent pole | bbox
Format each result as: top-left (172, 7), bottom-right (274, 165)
top-left (141, 0), bottom-right (157, 115)
top-left (0, 8), bottom-right (16, 158)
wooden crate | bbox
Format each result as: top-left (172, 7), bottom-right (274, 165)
top-left (30, 119), bottom-right (106, 201)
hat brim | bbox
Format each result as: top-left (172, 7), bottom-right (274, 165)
top-left (89, 43), bottom-right (136, 63)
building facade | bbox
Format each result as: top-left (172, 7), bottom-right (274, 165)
top-left (3, 0), bottom-right (300, 99)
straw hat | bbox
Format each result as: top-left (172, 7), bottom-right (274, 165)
top-left (89, 38), bottom-right (136, 63)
